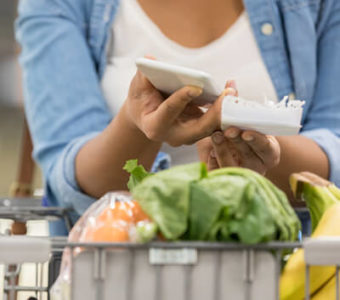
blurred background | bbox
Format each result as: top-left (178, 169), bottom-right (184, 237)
top-left (0, 0), bottom-right (42, 197)
top-left (1, 6), bottom-right (47, 299)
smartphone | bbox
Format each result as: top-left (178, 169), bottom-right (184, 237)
top-left (135, 58), bottom-right (222, 105)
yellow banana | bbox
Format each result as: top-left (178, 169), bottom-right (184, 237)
top-left (280, 204), bottom-right (340, 300)
top-left (289, 172), bottom-right (339, 232)
top-left (311, 275), bottom-right (340, 300)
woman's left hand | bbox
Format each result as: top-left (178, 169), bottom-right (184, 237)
top-left (197, 127), bottom-right (281, 175)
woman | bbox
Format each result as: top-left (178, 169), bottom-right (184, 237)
top-left (16, 0), bottom-right (340, 234)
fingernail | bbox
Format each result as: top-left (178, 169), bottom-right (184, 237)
top-left (242, 134), bottom-right (254, 142)
top-left (144, 54), bottom-right (156, 60)
top-left (227, 80), bottom-right (237, 90)
top-left (188, 87), bottom-right (202, 98)
top-left (222, 87), bottom-right (236, 97)
top-left (212, 132), bottom-right (224, 145)
top-left (226, 128), bottom-right (239, 139)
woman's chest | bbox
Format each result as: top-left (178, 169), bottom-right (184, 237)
top-left (136, 0), bottom-right (244, 48)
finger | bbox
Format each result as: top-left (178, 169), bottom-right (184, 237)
top-left (224, 127), bottom-right (265, 172)
top-left (225, 80), bottom-right (236, 89)
top-left (173, 87), bottom-right (237, 145)
top-left (193, 87), bottom-right (236, 134)
top-left (207, 150), bottom-right (220, 170)
top-left (197, 137), bottom-right (213, 162)
top-left (211, 131), bottom-right (238, 167)
top-left (144, 54), bottom-right (156, 60)
top-left (241, 131), bottom-right (281, 168)
top-left (132, 70), bottom-right (158, 92)
top-left (155, 86), bottom-right (202, 127)
top-left (224, 80), bottom-right (239, 96)
top-left (129, 71), bottom-right (163, 112)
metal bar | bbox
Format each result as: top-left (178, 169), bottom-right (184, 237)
top-left (62, 212), bottom-right (73, 232)
top-left (4, 286), bottom-right (48, 292)
top-left (243, 250), bottom-right (254, 300)
top-left (213, 251), bottom-right (221, 300)
top-left (39, 262), bottom-right (44, 300)
top-left (126, 249), bottom-right (134, 300)
top-left (337, 266), bottom-right (339, 300)
top-left (154, 265), bottom-right (162, 300)
top-left (51, 240), bottom-right (302, 251)
top-left (275, 250), bottom-right (282, 300)
top-left (184, 265), bottom-right (193, 300)
top-left (93, 248), bottom-right (105, 300)
top-left (100, 249), bottom-right (107, 280)
top-left (70, 246), bottom-right (75, 300)
top-left (305, 265), bottom-right (310, 300)
top-left (4, 265), bottom-right (19, 300)
top-left (243, 250), bottom-right (255, 282)
top-left (94, 249), bottom-right (100, 280)
top-left (0, 197), bottom-right (74, 223)
top-left (8, 275), bottom-right (15, 300)
top-left (35, 263), bottom-right (39, 298)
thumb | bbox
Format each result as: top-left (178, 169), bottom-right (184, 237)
top-left (154, 86), bottom-right (203, 126)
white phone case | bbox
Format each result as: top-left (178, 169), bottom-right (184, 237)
top-left (136, 58), bottom-right (222, 105)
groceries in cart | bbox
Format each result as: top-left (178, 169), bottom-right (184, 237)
top-left (51, 161), bottom-right (301, 299)
top-left (51, 191), bottom-right (157, 300)
top-left (64, 159), bottom-right (302, 245)
top-left (51, 161), bottom-right (340, 300)
top-left (126, 160), bottom-right (300, 243)
top-left (281, 172), bottom-right (340, 300)
top-left (79, 194), bottom-right (157, 243)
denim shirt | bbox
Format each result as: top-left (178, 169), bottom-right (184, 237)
top-left (16, 0), bottom-right (340, 234)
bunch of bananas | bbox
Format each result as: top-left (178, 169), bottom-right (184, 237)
top-left (280, 172), bottom-right (340, 300)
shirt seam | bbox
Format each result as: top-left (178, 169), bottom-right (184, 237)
top-left (279, 0), bottom-right (321, 12)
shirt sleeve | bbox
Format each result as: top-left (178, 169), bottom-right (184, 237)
top-left (50, 133), bottom-right (100, 215)
top-left (16, 0), bottom-right (112, 215)
top-left (301, 129), bottom-right (340, 186)
top-left (300, 0), bottom-right (340, 186)
top-left (16, 0), bottom-right (172, 219)
top-left (50, 132), bottom-right (172, 217)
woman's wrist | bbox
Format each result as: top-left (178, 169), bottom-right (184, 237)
top-left (117, 102), bottom-right (142, 134)
top-left (114, 102), bottom-right (161, 147)
top-left (75, 103), bottom-right (162, 197)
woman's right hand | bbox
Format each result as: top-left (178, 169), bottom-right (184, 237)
top-left (122, 71), bottom-right (224, 147)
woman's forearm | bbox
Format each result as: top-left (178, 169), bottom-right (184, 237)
top-left (75, 104), bottom-right (161, 198)
top-left (266, 135), bottom-right (329, 203)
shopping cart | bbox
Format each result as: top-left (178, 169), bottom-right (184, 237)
top-left (0, 197), bottom-right (73, 300)
top-left (0, 236), bottom-right (339, 300)
top-left (0, 197), bottom-right (73, 232)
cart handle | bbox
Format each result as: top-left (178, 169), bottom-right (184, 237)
top-left (0, 236), bottom-right (51, 264)
top-left (304, 236), bottom-right (340, 265)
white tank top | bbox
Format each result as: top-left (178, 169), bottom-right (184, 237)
top-left (101, 0), bottom-right (278, 166)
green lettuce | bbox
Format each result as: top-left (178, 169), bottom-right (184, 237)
top-left (190, 174), bottom-right (276, 243)
top-left (125, 160), bottom-right (300, 244)
top-left (123, 159), bottom-right (151, 190)
top-left (132, 162), bottom-right (207, 240)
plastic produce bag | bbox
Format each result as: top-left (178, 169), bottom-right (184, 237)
top-left (50, 191), bottom-right (157, 300)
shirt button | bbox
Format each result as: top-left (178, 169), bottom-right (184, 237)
top-left (261, 23), bottom-right (274, 36)
top-left (288, 92), bottom-right (296, 100)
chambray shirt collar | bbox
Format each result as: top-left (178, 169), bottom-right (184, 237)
top-left (89, 0), bottom-right (120, 76)
top-left (90, 0), bottom-right (296, 100)
top-left (243, 0), bottom-right (294, 99)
